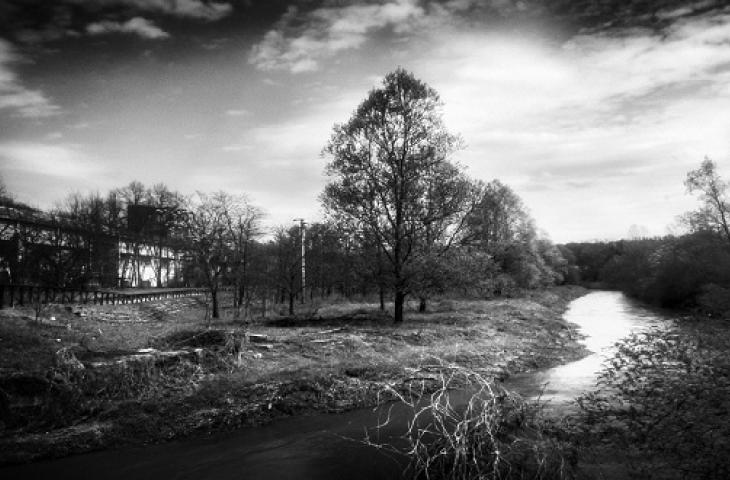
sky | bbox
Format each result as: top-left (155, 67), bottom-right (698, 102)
top-left (1, 0), bottom-right (730, 243)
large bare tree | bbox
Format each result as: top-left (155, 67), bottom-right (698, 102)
top-left (322, 68), bottom-right (473, 323)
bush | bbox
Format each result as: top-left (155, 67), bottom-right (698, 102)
top-left (695, 284), bottom-right (730, 318)
top-left (575, 327), bottom-right (730, 479)
top-left (371, 367), bottom-right (577, 480)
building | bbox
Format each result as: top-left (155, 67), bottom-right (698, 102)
top-left (0, 200), bottom-right (187, 288)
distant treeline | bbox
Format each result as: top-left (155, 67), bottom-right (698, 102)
top-left (563, 233), bottom-right (730, 315)
top-left (561, 158), bottom-right (730, 317)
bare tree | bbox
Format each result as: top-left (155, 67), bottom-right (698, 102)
top-left (0, 175), bottom-right (11, 201)
top-left (271, 226), bottom-right (302, 316)
top-left (322, 68), bottom-right (471, 323)
top-left (218, 192), bottom-right (263, 321)
top-left (186, 192), bottom-right (229, 321)
top-left (185, 191), bottom-right (261, 322)
top-left (685, 157), bottom-right (730, 246)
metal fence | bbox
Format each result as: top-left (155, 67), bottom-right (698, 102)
top-left (0, 284), bottom-right (208, 309)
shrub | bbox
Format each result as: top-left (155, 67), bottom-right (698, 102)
top-left (695, 284), bottom-right (730, 318)
top-left (370, 367), bottom-right (576, 480)
top-left (575, 327), bottom-right (730, 479)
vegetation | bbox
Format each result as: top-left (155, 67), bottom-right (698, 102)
top-left (323, 68), bottom-right (475, 323)
top-left (684, 157), bottom-right (730, 247)
top-left (0, 287), bottom-right (588, 464)
top-left (4, 68), bottom-right (728, 477)
top-left (574, 323), bottom-right (730, 479)
top-left (373, 367), bottom-right (576, 480)
top-left (562, 158), bottom-right (730, 316)
top-left (552, 159), bottom-right (730, 477)
top-left (0, 70), bottom-right (570, 324)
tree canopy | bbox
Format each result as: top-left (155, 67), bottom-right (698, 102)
top-left (322, 68), bottom-right (474, 322)
top-left (684, 157), bottom-right (730, 246)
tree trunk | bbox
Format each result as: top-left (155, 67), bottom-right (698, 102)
top-left (418, 297), bottom-right (426, 313)
top-left (379, 286), bottom-right (385, 311)
top-left (156, 245), bottom-right (163, 288)
top-left (394, 291), bottom-right (405, 323)
top-left (288, 292), bottom-right (295, 316)
top-left (212, 289), bottom-right (219, 319)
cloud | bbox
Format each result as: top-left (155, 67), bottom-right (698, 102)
top-left (0, 1), bottom-right (232, 45)
top-left (73, 0), bottom-right (233, 21)
top-left (246, 0), bottom-right (729, 74)
top-left (86, 16), bottom-right (170, 39)
top-left (129, 0), bottom-right (233, 21)
top-left (225, 108), bottom-right (251, 116)
top-left (0, 142), bottom-right (101, 179)
top-left (355, 10), bottom-right (730, 241)
top-left (249, 0), bottom-right (426, 73)
top-left (0, 39), bottom-right (59, 117)
top-left (221, 144), bottom-right (252, 152)
top-left (0, 140), bottom-right (116, 209)
top-left (424, 12), bottom-right (730, 150)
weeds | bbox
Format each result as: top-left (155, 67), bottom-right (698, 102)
top-left (575, 326), bottom-right (730, 479)
top-left (369, 366), bottom-right (576, 480)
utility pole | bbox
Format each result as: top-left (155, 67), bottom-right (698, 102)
top-left (293, 218), bottom-right (306, 303)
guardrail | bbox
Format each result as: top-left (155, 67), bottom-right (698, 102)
top-left (0, 284), bottom-right (209, 309)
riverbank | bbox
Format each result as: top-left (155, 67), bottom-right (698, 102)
top-left (568, 309), bottom-right (730, 479)
top-left (0, 286), bottom-right (588, 466)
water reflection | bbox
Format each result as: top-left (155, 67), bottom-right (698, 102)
top-left (504, 290), bottom-right (669, 406)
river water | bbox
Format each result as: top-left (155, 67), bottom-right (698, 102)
top-left (3, 291), bottom-right (668, 480)
top-left (503, 290), bottom-right (667, 409)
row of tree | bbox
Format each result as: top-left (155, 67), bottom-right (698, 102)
top-left (1, 69), bottom-right (571, 322)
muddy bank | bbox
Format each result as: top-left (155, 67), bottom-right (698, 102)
top-left (0, 286), bottom-right (588, 466)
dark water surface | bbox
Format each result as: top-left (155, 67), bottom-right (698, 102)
top-left (3, 291), bottom-right (667, 480)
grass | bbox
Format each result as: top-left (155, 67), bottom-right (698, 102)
top-left (0, 286), bottom-right (588, 464)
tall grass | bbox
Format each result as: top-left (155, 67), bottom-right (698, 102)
top-left (369, 366), bottom-right (576, 480)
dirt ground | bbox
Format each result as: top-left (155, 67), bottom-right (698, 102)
top-left (0, 286), bottom-right (588, 465)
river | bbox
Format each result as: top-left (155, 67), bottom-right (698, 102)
top-left (3, 291), bottom-right (669, 480)
top-left (503, 290), bottom-right (667, 410)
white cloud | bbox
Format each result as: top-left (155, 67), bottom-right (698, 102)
top-left (225, 109), bottom-right (251, 116)
top-left (74, 0), bottom-right (233, 21)
top-left (0, 142), bottom-right (102, 179)
top-left (45, 132), bottom-right (64, 140)
top-left (155, 0), bottom-right (232, 20)
top-left (221, 144), bottom-right (253, 152)
top-left (0, 141), bottom-right (117, 210)
top-left (412, 13), bottom-right (730, 241)
top-left (86, 17), bottom-right (170, 39)
top-left (249, 0), bottom-right (426, 73)
top-left (0, 39), bottom-right (59, 117)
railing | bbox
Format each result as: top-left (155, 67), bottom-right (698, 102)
top-left (0, 284), bottom-right (208, 309)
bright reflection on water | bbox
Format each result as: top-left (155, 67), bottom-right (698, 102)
top-left (504, 290), bottom-right (669, 406)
